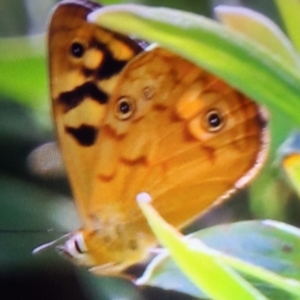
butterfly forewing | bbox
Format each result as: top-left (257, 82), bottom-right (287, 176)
top-left (48, 0), bottom-right (144, 223)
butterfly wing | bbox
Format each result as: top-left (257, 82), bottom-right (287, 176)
top-left (71, 47), bottom-right (268, 272)
top-left (48, 0), bottom-right (144, 222)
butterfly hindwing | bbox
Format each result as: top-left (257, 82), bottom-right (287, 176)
top-left (76, 47), bottom-right (268, 272)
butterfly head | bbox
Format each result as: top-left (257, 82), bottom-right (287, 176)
top-left (56, 227), bottom-right (155, 275)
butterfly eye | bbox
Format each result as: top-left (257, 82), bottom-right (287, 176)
top-left (204, 109), bottom-right (224, 132)
top-left (70, 41), bottom-right (85, 58)
top-left (58, 232), bottom-right (88, 258)
top-left (115, 97), bottom-right (135, 120)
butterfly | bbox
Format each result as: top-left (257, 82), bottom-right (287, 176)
top-left (45, 0), bottom-right (269, 275)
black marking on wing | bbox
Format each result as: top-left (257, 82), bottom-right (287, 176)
top-left (80, 41), bottom-right (138, 88)
top-left (97, 53), bottom-right (127, 79)
top-left (82, 68), bottom-right (94, 77)
top-left (87, 39), bottom-right (129, 79)
top-left (65, 124), bottom-right (98, 146)
top-left (58, 82), bottom-right (108, 113)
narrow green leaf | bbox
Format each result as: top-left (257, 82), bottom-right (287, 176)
top-left (137, 193), bottom-right (267, 300)
top-left (140, 220), bottom-right (300, 300)
top-left (275, 0), bottom-right (300, 52)
top-left (215, 5), bottom-right (300, 70)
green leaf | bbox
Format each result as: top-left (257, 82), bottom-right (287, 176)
top-left (139, 219), bottom-right (300, 300)
top-left (137, 194), bottom-right (267, 300)
top-left (275, 0), bottom-right (300, 53)
top-left (214, 5), bottom-right (300, 71)
top-left (0, 35), bottom-right (47, 107)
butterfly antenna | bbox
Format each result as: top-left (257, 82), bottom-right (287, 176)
top-left (32, 233), bottom-right (71, 255)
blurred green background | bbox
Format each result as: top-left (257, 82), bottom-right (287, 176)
top-left (0, 0), bottom-right (297, 299)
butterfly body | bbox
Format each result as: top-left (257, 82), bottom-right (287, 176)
top-left (47, 0), bottom-right (268, 274)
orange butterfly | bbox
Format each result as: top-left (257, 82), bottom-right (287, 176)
top-left (45, 0), bottom-right (268, 275)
